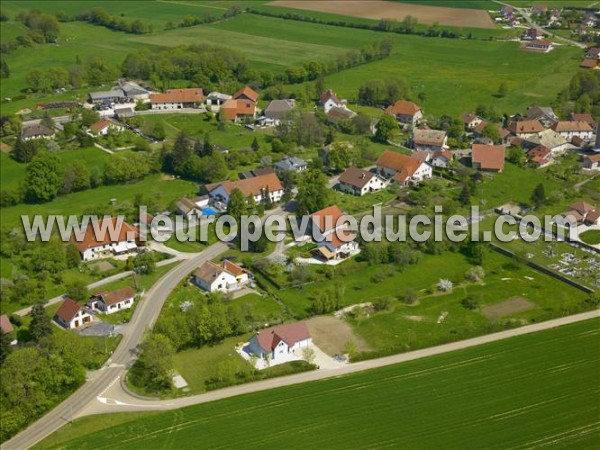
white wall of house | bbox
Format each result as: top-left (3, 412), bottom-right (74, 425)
top-left (412, 163), bottom-right (433, 182)
top-left (556, 130), bottom-right (594, 140)
top-left (322, 98), bottom-right (341, 113)
top-left (151, 101), bottom-right (196, 110)
top-left (583, 159), bottom-right (599, 170)
top-left (339, 176), bottom-right (386, 196)
top-left (59, 309), bottom-right (93, 329)
top-left (431, 156), bottom-right (451, 168)
top-left (99, 298), bottom-right (135, 315)
top-left (193, 271), bottom-right (238, 293)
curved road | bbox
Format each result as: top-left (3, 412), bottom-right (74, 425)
top-left (2, 242), bottom-right (229, 450)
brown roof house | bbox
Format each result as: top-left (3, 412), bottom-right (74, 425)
top-left (309, 205), bottom-right (359, 261)
top-left (89, 118), bottom-right (123, 136)
top-left (150, 88), bottom-right (203, 110)
top-left (260, 99), bottom-right (296, 126)
top-left (247, 322), bottom-right (312, 362)
top-left (71, 217), bottom-right (138, 262)
top-left (192, 260), bottom-right (250, 293)
top-left (319, 89), bottom-right (344, 113)
top-left (460, 112), bottom-right (483, 129)
top-left (412, 128), bottom-right (448, 152)
top-left (220, 98), bottom-right (257, 122)
top-left (551, 121), bottom-right (594, 140)
top-left (89, 287), bottom-right (136, 315)
top-left (21, 123), bottom-right (55, 141)
top-left (338, 167), bottom-right (387, 196)
top-left (569, 113), bottom-right (596, 128)
top-left (562, 201), bottom-right (600, 226)
top-left (206, 172), bottom-right (284, 206)
top-left (527, 145), bottom-right (553, 168)
top-left (471, 144), bottom-right (505, 172)
top-left (54, 298), bottom-right (93, 329)
top-left (0, 314), bottom-right (16, 345)
top-left (508, 119), bottom-right (545, 137)
top-left (233, 86), bottom-right (259, 103)
top-left (582, 153), bottom-right (600, 170)
top-left (430, 150), bottom-right (454, 168)
top-left (376, 150), bottom-right (432, 185)
top-left (385, 100), bottom-right (423, 127)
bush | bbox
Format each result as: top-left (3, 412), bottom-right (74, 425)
top-left (373, 297), bottom-right (393, 311)
top-left (465, 266), bottom-right (485, 282)
top-left (461, 295), bottom-right (480, 310)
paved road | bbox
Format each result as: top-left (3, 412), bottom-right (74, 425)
top-left (2, 242), bottom-right (228, 450)
top-left (79, 309), bottom-right (599, 415)
top-left (493, 0), bottom-right (586, 48)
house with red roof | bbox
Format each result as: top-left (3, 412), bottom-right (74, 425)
top-left (308, 205), bottom-right (359, 261)
top-left (0, 314), bottom-right (17, 345)
top-left (192, 260), bottom-right (250, 293)
top-left (582, 153), bottom-right (600, 170)
top-left (248, 322), bottom-right (312, 361)
top-left (89, 287), bottom-right (136, 315)
top-left (150, 88), bottom-right (203, 110)
top-left (472, 144), bottom-right (505, 172)
top-left (54, 298), bottom-right (93, 329)
top-left (385, 100), bottom-right (423, 127)
top-left (205, 172), bottom-right (284, 206)
top-left (319, 89), bottom-right (344, 113)
top-left (551, 121), bottom-right (594, 140)
top-left (338, 167), bottom-right (386, 196)
top-left (375, 150), bottom-right (432, 185)
top-left (71, 217), bottom-right (139, 261)
top-left (89, 118), bottom-right (123, 136)
top-left (526, 145), bottom-right (553, 168)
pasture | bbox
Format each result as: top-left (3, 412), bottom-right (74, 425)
top-left (36, 317), bottom-right (600, 449)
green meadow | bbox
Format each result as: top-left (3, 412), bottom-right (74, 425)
top-left (36, 317), bottom-right (600, 449)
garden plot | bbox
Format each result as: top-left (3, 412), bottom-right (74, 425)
top-left (482, 297), bottom-right (536, 319)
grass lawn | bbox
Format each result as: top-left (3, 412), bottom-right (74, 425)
top-left (580, 229), bottom-right (600, 245)
top-left (332, 188), bottom-right (396, 215)
top-left (349, 250), bottom-right (589, 353)
top-left (35, 317), bottom-right (600, 449)
top-left (0, 173), bottom-right (197, 228)
top-left (396, 0), bottom-right (498, 9)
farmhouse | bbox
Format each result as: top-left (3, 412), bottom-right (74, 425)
top-left (220, 98), bottom-right (257, 122)
top-left (326, 106), bottom-right (357, 124)
top-left (508, 119), bottom-right (545, 138)
top-left (319, 89), bottom-right (344, 113)
top-left (376, 150), bottom-right (432, 185)
top-left (118, 81), bottom-right (150, 100)
top-left (261, 99), bottom-right (295, 126)
top-left (385, 100), bottom-right (423, 127)
top-left (192, 260), bottom-right (250, 293)
top-left (72, 217), bottom-right (138, 261)
top-left (176, 197), bottom-right (203, 219)
top-left (525, 105), bottom-right (558, 125)
top-left (522, 28), bottom-right (540, 40)
top-left (580, 59), bottom-right (598, 70)
top-left (430, 150), bottom-right (454, 168)
top-left (21, 124), bottom-right (55, 141)
top-left (525, 39), bottom-right (553, 52)
top-left (54, 298), bottom-right (93, 329)
top-left (205, 91), bottom-right (232, 107)
top-left (88, 90), bottom-right (126, 105)
top-left (471, 144), bottom-right (505, 172)
top-left (460, 112), bottom-right (482, 129)
top-left (527, 145), bottom-right (553, 168)
top-left (89, 118), bottom-right (124, 136)
top-left (274, 156), bottom-right (307, 172)
top-left (114, 106), bottom-right (135, 119)
top-left (582, 153), bottom-right (600, 170)
top-left (89, 287), bottom-right (136, 315)
top-left (206, 173), bottom-right (284, 205)
top-left (233, 85), bottom-right (259, 103)
top-left (562, 201), bottom-right (600, 225)
top-left (569, 113), bottom-right (596, 128)
top-left (338, 167), bottom-right (386, 196)
top-left (551, 121), bottom-right (594, 140)
top-left (248, 322), bottom-right (312, 361)
top-left (150, 88), bottom-right (203, 110)
top-left (525, 129), bottom-right (569, 154)
top-left (412, 128), bottom-right (448, 152)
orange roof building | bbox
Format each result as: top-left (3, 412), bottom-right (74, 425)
top-left (150, 88), bottom-right (203, 109)
top-left (220, 98), bottom-right (257, 122)
top-left (206, 173), bottom-right (284, 205)
top-left (71, 217), bottom-right (138, 261)
top-left (375, 150), bottom-right (432, 185)
top-left (233, 85), bottom-right (259, 103)
top-left (471, 144), bottom-right (505, 172)
top-left (385, 100), bottom-right (423, 125)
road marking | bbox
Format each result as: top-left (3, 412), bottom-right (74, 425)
top-left (96, 397), bottom-right (173, 408)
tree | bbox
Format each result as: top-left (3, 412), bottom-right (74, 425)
top-left (13, 138), bottom-right (37, 163)
top-left (531, 183), bottom-right (546, 208)
top-left (170, 131), bottom-right (192, 172)
top-left (0, 59), bottom-right (9, 79)
top-left (135, 251), bottom-right (156, 274)
top-left (251, 137), bottom-right (260, 152)
top-left (302, 347), bottom-right (316, 365)
top-left (404, 288), bottom-right (418, 305)
top-left (29, 304), bottom-right (53, 342)
top-left (65, 280), bottom-right (88, 302)
top-left (507, 146), bottom-right (525, 167)
top-left (80, 108), bottom-right (100, 127)
top-left (458, 183), bottom-right (472, 207)
top-left (226, 188), bottom-right (246, 222)
top-left (482, 122), bottom-right (500, 144)
top-left (374, 114), bottom-right (398, 143)
top-left (138, 333), bottom-right (174, 391)
top-left (498, 81), bottom-right (508, 98)
top-left (296, 169), bottom-right (331, 214)
top-left (24, 152), bottom-right (63, 202)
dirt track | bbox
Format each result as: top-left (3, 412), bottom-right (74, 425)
top-left (268, 1), bottom-right (496, 29)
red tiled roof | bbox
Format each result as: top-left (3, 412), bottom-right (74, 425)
top-left (433, 150), bottom-right (453, 161)
top-left (472, 144), bottom-right (505, 171)
top-left (89, 118), bottom-right (113, 133)
top-left (220, 99), bottom-right (256, 121)
top-left (55, 298), bottom-right (83, 323)
top-left (255, 322), bottom-right (310, 352)
top-left (376, 150), bottom-right (423, 181)
top-left (150, 88), bottom-right (203, 104)
top-left (385, 100), bottom-right (421, 116)
top-left (460, 112), bottom-right (479, 125)
top-left (319, 89), bottom-right (340, 105)
top-left (584, 153), bottom-right (600, 163)
top-left (508, 119), bottom-right (544, 134)
top-left (552, 121), bottom-right (593, 133)
top-left (310, 205), bottom-right (346, 233)
top-left (221, 260), bottom-right (245, 277)
top-left (472, 120), bottom-right (489, 134)
top-left (580, 59), bottom-right (598, 69)
top-left (71, 217), bottom-right (138, 253)
top-left (569, 200), bottom-right (596, 215)
top-left (206, 173), bottom-right (283, 198)
top-left (0, 314), bottom-right (13, 334)
top-left (233, 86), bottom-right (259, 103)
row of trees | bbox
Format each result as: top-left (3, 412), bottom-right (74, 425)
top-left (74, 7), bottom-right (153, 34)
top-left (168, 6), bottom-right (242, 30)
top-left (1, 9), bottom-right (60, 54)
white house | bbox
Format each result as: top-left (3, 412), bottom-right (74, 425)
top-left (247, 322), bottom-right (312, 361)
top-left (261, 99), bottom-right (296, 126)
top-left (460, 112), bottom-right (483, 129)
top-left (319, 89), bottom-right (344, 113)
top-left (89, 286), bottom-right (135, 315)
top-left (412, 128), bottom-right (448, 152)
top-left (205, 91), bottom-right (232, 107)
top-left (89, 118), bottom-right (124, 136)
top-left (192, 260), bottom-right (250, 293)
top-left (524, 129), bottom-right (569, 155)
top-left (150, 88), bottom-right (203, 110)
top-left (338, 167), bottom-right (386, 196)
top-left (551, 121), bottom-right (594, 140)
top-left (376, 150), bottom-right (432, 185)
top-left (309, 205), bottom-right (359, 261)
top-left (206, 173), bottom-right (284, 206)
top-left (21, 124), bottom-right (55, 141)
top-left (385, 100), bottom-right (423, 127)
top-left (430, 150), bottom-right (454, 168)
top-left (72, 217), bottom-right (138, 261)
top-left (54, 298), bottom-right (93, 329)
top-left (583, 153), bottom-right (600, 170)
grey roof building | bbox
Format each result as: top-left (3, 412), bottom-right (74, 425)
top-left (264, 99), bottom-right (296, 121)
top-left (274, 156), bottom-right (307, 172)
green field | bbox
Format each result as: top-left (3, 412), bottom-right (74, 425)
top-left (580, 229), bottom-right (600, 245)
top-left (396, 0), bottom-right (498, 9)
top-left (37, 317), bottom-right (600, 449)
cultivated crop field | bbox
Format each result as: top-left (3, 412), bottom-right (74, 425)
top-left (37, 318), bottom-right (600, 449)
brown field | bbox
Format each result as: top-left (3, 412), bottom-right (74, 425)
top-left (482, 297), bottom-right (536, 319)
top-left (306, 315), bottom-right (371, 355)
top-left (268, 0), bottom-right (496, 29)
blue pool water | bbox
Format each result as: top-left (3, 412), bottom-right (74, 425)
top-left (201, 207), bottom-right (218, 216)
